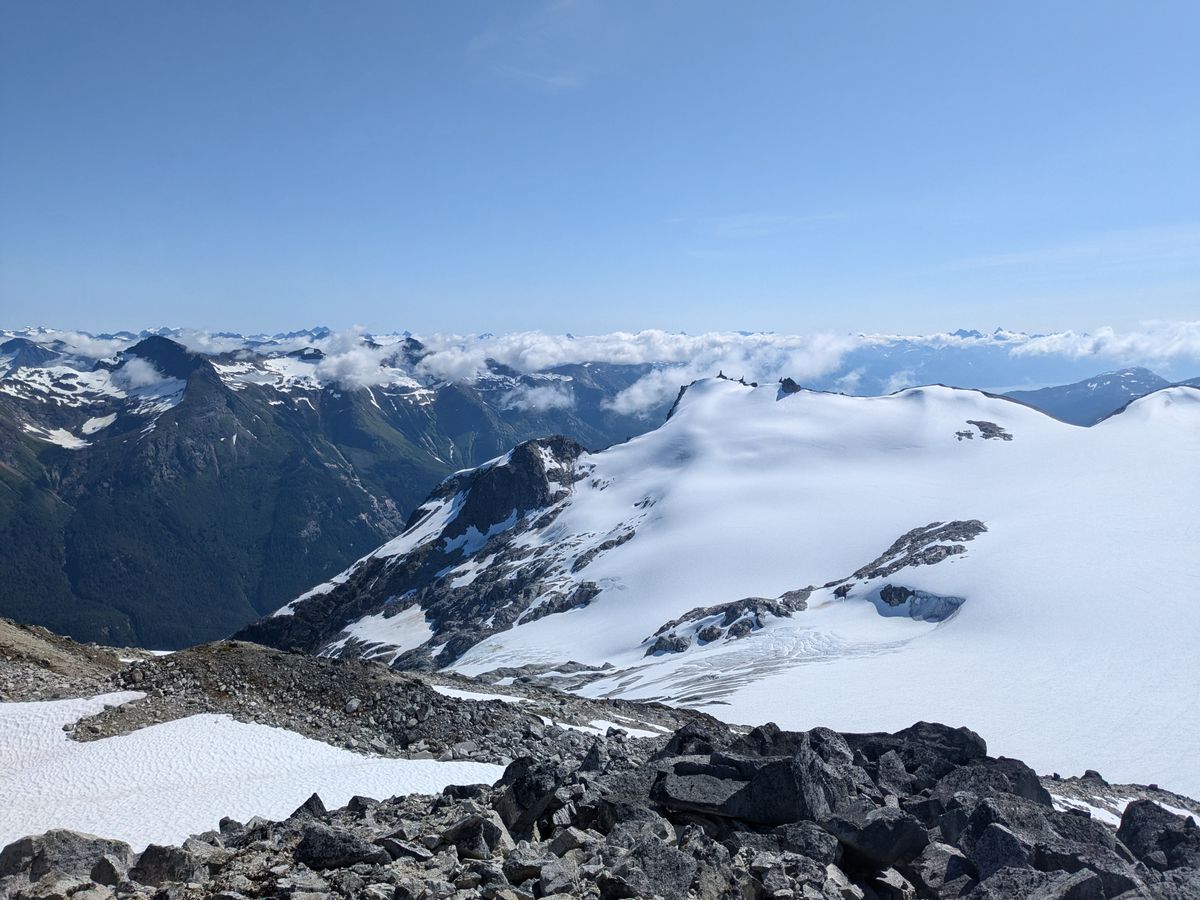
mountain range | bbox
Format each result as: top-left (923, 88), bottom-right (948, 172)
top-left (241, 376), bottom-right (1200, 797)
top-left (3, 325), bottom-right (1197, 650)
top-left (0, 332), bottom-right (654, 647)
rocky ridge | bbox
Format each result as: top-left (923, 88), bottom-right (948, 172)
top-left (3, 631), bottom-right (1200, 899)
top-left (0, 332), bottom-right (658, 649)
top-left (0, 618), bottom-right (137, 702)
top-left (236, 437), bottom-right (607, 669)
top-left (239, 417), bottom-right (994, 677)
top-left (74, 641), bottom-right (708, 765)
top-left (4, 710), bottom-right (1199, 899)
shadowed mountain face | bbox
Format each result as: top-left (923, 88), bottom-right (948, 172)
top-left (0, 337), bottom-right (658, 648)
top-left (1004, 367), bottom-right (1174, 425)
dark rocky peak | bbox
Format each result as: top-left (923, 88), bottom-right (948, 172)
top-left (122, 335), bottom-right (209, 381)
top-left (285, 346), bottom-right (325, 362)
top-left (665, 382), bottom-right (692, 421)
top-left (272, 326), bottom-right (332, 341)
top-left (483, 357), bottom-right (522, 379)
top-left (0, 337), bottom-right (60, 371)
top-left (378, 336), bottom-right (427, 370)
top-left (430, 436), bottom-right (586, 541)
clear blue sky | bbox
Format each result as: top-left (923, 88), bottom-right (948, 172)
top-left (2, 1), bottom-right (1197, 335)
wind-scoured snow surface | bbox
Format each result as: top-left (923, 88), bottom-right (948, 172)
top-left (391, 379), bottom-right (1199, 795)
top-left (0, 693), bottom-right (502, 851)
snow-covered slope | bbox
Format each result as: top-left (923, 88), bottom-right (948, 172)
top-left (0, 692), bottom-right (501, 850)
top-left (259, 378), bottom-right (1200, 797)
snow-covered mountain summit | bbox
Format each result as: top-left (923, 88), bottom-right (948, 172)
top-left (246, 377), bottom-right (1200, 796)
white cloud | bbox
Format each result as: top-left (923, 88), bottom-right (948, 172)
top-left (410, 330), bottom-right (861, 415)
top-left (836, 368), bottom-right (865, 393)
top-left (1012, 321), bottom-right (1200, 362)
top-left (10, 321), bottom-right (1200, 412)
top-left (883, 369), bottom-right (918, 394)
top-left (501, 382), bottom-right (576, 412)
top-left (34, 330), bottom-right (129, 360)
top-left (114, 357), bottom-right (171, 390)
top-left (310, 329), bottom-right (392, 389)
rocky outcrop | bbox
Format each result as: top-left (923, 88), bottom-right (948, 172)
top-left (0, 618), bottom-right (132, 702)
top-left (6, 711), bottom-right (1197, 899)
top-left (1118, 799), bottom-right (1200, 872)
top-left (844, 520), bottom-right (988, 584)
top-left (641, 520), bottom-right (986, 661)
top-left (644, 590), bottom-right (811, 655)
top-left (79, 640), bottom-right (703, 764)
top-left (0, 831), bottom-right (132, 888)
top-left (965, 420), bottom-right (1013, 441)
top-left (236, 436), bottom-right (598, 669)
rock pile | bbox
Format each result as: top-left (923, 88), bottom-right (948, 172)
top-left (0, 618), bottom-right (130, 702)
top-left (78, 641), bottom-right (705, 764)
top-left (5, 715), bottom-right (1198, 898)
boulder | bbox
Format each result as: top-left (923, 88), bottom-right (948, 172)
top-left (965, 866), bottom-right (1099, 898)
top-left (293, 823), bottom-right (390, 869)
top-left (844, 722), bottom-right (985, 783)
top-left (653, 722), bottom-right (728, 759)
top-left (823, 806), bottom-right (930, 869)
top-left (901, 840), bottom-right (976, 896)
top-left (962, 796), bottom-right (1143, 897)
top-left (548, 826), bottom-right (591, 857)
top-left (377, 837), bottom-right (433, 862)
top-left (1117, 799), bottom-right (1200, 871)
top-left (289, 792), bottom-right (328, 820)
top-left (0, 831), bottom-right (132, 885)
top-left (770, 821), bottom-right (842, 864)
top-left (441, 812), bottom-right (515, 860)
top-left (935, 757), bottom-right (1053, 807)
top-left (501, 845), bottom-right (553, 884)
top-left (652, 733), bottom-right (861, 826)
top-left (970, 823), bottom-right (1030, 880)
top-left (492, 757), bottom-right (568, 836)
top-left (538, 856), bottom-right (578, 895)
top-left (597, 835), bottom-right (696, 899)
top-left (130, 843), bottom-right (208, 886)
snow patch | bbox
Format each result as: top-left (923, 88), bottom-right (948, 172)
top-left (0, 693), bottom-right (501, 851)
top-left (21, 424), bottom-right (89, 449)
top-left (81, 413), bottom-right (117, 435)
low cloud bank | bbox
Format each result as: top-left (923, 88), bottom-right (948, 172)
top-left (8, 322), bottom-right (1200, 415)
top-left (1012, 321), bottom-right (1200, 362)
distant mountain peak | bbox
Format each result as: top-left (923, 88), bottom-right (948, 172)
top-left (123, 335), bottom-right (208, 381)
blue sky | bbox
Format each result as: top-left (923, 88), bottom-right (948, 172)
top-left (2, 1), bottom-right (1197, 334)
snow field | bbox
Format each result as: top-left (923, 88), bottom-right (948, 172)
top-left (0, 693), bottom-right (503, 851)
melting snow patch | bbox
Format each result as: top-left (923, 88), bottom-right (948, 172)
top-left (0, 693), bottom-right (502, 851)
top-left (430, 686), bottom-right (531, 705)
top-left (537, 716), bottom-right (662, 740)
top-left (443, 511), bottom-right (519, 556)
top-left (339, 605), bottom-right (434, 661)
top-left (21, 424), bottom-right (89, 449)
top-left (1050, 794), bottom-right (1124, 827)
top-left (81, 413), bottom-right (117, 435)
